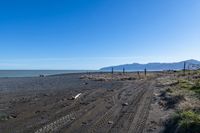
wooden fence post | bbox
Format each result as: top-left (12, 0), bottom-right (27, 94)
top-left (144, 68), bottom-right (147, 77)
top-left (123, 68), bottom-right (125, 74)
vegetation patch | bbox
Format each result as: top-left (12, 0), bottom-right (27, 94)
top-left (178, 79), bottom-right (193, 89)
top-left (176, 79), bottom-right (200, 98)
top-left (159, 90), bottom-right (185, 109)
top-left (190, 81), bottom-right (200, 98)
top-left (164, 95), bottom-right (185, 109)
top-left (164, 110), bottom-right (200, 133)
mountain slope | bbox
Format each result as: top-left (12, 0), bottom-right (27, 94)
top-left (100, 59), bottom-right (200, 71)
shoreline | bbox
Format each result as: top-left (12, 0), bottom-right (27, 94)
top-left (0, 70), bottom-right (165, 78)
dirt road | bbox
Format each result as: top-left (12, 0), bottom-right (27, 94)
top-left (0, 73), bottom-right (157, 133)
top-left (34, 80), bottom-right (155, 133)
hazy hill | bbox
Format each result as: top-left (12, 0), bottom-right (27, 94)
top-left (100, 59), bottom-right (200, 71)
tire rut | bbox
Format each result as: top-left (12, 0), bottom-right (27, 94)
top-left (128, 83), bottom-right (154, 133)
top-left (86, 81), bottom-right (148, 133)
top-left (108, 82), bottom-right (149, 133)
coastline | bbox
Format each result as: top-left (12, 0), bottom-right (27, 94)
top-left (0, 70), bottom-right (98, 78)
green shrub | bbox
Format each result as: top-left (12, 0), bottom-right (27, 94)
top-left (179, 111), bottom-right (200, 126)
top-left (171, 111), bottom-right (200, 133)
top-left (190, 81), bottom-right (200, 98)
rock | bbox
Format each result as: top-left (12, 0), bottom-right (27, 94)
top-left (82, 121), bottom-right (87, 125)
top-left (39, 75), bottom-right (45, 77)
top-left (70, 117), bottom-right (76, 120)
top-left (108, 121), bottom-right (114, 124)
top-left (84, 82), bottom-right (88, 85)
top-left (35, 110), bottom-right (41, 114)
top-left (122, 102), bottom-right (129, 106)
top-left (10, 114), bottom-right (17, 119)
top-left (42, 93), bottom-right (49, 97)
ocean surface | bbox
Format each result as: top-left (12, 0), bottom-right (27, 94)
top-left (0, 70), bottom-right (96, 78)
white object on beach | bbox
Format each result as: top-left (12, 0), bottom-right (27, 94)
top-left (72, 93), bottom-right (82, 99)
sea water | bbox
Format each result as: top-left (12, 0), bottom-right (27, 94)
top-left (0, 70), bottom-right (95, 77)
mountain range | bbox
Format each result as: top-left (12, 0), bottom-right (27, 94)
top-left (100, 59), bottom-right (200, 71)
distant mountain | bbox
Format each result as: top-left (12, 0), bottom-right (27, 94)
top-left (100, 59), bottom-right (200, 71)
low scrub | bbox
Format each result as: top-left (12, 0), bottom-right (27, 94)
top-left (163, 94), bottom-right (185, 109)
top-left (179, 79), bottom-right (193, 89)
top-left (165, 110), bottom-right (200, 133)
top-left (190, 81), bottom-right (200, 98)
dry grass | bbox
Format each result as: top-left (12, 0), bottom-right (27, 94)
top-left (163, 71), bottom-right (200, 133)
top-left (80, 73), bottom-right (152, 81)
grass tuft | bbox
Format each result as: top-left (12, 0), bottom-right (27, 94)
top-left (190, 81), bottom-right (200, 98)
top-left (178, 111), bottom-right (200, 128)
top-left (166, 111), bottom-right (200, 133)
top-left (179, 79), bottom-right (193, 89)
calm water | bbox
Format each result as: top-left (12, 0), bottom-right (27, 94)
top-left (0, 70), bottom-right (96, 78)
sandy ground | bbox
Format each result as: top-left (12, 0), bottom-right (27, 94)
top-left (0, 72), bottom-right (173, 133)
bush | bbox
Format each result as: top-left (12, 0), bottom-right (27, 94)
top-left (179, 80), bottom-right (193, 89)
top-left (165, 111), bottom-right (200, 133)
top-left (190, 81), bottom-right (200, 98)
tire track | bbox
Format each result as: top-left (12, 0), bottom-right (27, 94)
top-left (62, 87), bottom-right (123, 133)
top-left (128, 84), bottom-right (154, 133)
top-left (34, 98), bottom-right (82, 133)
top-left (86, 82), bottom-right (147, 133)
top-left (108, 82), bottom-right (149, 133)
top-left (35, 112), bottom-right (77, 133)
top-left (34, 86), bottom-right (121, 133)
top-left (34, 91), bottom-right (93, 133)
top-left (88, 106), bottom-right (116, 133)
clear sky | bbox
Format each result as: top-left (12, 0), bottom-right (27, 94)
top-left (0, 0), bottom-right (200, 70)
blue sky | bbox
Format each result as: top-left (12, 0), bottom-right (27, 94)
top-left (0, 0), bottom-right (200, 69)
